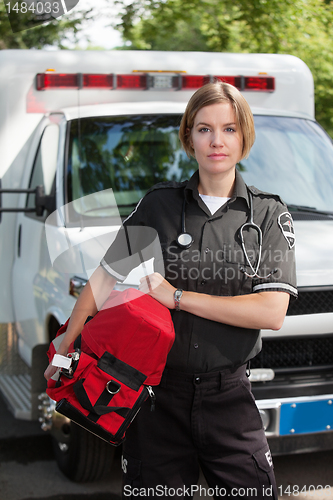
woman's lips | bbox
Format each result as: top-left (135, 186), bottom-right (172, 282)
top-left (208, 153), bottom-right (228, 158)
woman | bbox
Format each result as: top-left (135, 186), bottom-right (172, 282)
top-left (45, 81), bottom-right (297, 498)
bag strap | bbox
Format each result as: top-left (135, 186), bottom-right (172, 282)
top-left (73, 379), bottom-right (130, 423)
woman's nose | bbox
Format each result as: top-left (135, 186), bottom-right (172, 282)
top-left (210, 131), bottom-right (224, 147)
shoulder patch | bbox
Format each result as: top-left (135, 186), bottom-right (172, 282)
top-left (278, 212), bottom-right (295, 249)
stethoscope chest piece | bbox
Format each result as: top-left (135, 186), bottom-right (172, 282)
top-left (177, 232), bottom-right (193, 250)
top-left (177, 198), bottom-right (194, 249)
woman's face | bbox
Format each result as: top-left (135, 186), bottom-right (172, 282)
top-left (190, 102), bottom-right (243, 180)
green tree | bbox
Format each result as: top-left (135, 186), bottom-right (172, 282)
top-left (114, 0), bottom-right (333, 137)
top-left (0, 2), bottom-right (93, 49)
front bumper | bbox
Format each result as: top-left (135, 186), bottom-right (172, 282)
top-left (256, 394), bottom-right (333, 437)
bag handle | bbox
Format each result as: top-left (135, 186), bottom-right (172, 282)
top-left (73, 379), bottom-right (130, 423)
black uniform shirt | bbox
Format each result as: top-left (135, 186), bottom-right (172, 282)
top-left (101, 170), bottom-right (297, 373)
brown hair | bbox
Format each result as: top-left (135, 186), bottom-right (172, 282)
top-left (179, 80), bottom-right (255, 160)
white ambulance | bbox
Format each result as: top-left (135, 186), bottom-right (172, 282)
top-left (0, 50), bottom-right (333, 481)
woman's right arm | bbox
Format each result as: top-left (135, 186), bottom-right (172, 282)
top-left (44, 265), bottom-right (117, 380)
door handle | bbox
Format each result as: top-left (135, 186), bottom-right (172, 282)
top-left (17, 224), bottom-right (22, 257)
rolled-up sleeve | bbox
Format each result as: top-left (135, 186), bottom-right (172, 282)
top-left (100, 197), bottom-right (163, 281)
top-left (252, 205), bottom-right (298, 299)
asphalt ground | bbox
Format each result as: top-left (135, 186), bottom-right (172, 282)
top-left (1, 391), bottom-right (333, 500)
top-left (0, 392), bottom-right (122, 500)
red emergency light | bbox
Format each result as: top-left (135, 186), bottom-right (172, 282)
top-left (244, 76), bottom-right (275, 91)
top-left (36, 73), bottom-right (275, 92)
top-left (116, 74), bottom-right (148, 90)
top-left (36, 73), bottom-right (78, 90)
top-left (36, 73), bottom-right (115, 90)
top-left (215, 76), bottom-right (240, 87)
top-left (180, 75), bottom-right (275, 91)
top-left (181, 76), bottom-right (211, 89)
top-left (83, 74), bottom-right (114, 88)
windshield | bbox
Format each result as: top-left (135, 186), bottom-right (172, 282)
top-left (240, 116), bottom-right (333, 213)
top-left (66, 114), bottom-right (197, 220)
top-left (66, 114), bottom-right (333, 221)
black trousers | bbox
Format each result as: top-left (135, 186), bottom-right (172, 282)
top-left (122, 365), bottom-right (277, 500)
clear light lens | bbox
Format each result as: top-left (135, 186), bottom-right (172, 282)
top-left (150, 75), bottom-right (175, 89)
top-left (259, 409), bottom-right (270, 431)
top-left (249, 368), bottom-right (275, 382)
top-left (69, 276), bottom-right (87, 298)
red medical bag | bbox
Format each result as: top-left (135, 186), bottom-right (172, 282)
top-left (46, 288), bottom-right (175, 446)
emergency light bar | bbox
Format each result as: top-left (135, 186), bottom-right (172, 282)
top-left (36, 73), bottom-right (275, 92)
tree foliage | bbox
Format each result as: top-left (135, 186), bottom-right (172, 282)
top-left (114, 0), bottom-right (333, 137)
top-left (0, 3), bottom-right (93, 49)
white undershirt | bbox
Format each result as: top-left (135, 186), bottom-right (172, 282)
top-left (199, 194), bottom-right (230, 215)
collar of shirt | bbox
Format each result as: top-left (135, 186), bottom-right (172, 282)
top-left (184, 169), bottom-right (250, 216)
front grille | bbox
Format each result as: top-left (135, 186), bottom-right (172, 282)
top-left (287, 288), bottom-right (333, 316)
top-left (251, 335), bottom-right (333, 370)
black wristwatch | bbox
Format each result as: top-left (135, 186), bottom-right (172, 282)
top-left (174, 289), bottom-right (183, 311)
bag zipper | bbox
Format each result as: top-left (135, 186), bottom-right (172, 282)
top-left (146, 385), bottom-right (156, 411)
top-left (114, 385), bottom-right (155, 441)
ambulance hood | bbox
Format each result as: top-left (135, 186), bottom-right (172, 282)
top-left (294, 219), bottom-right (333, 287)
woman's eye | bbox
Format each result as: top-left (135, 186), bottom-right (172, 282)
top-left (225, 127), bottom-right (235, 132)
top-left (199, 127), bottom-right (210, 133)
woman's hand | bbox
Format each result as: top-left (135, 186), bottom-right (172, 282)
top-left (44, 266), bottom-right (117, 381)
top-left (44, 362), bottom-right (59, 381)
top-left (139, 273), bottom-right (176, 310)
top-left (44, 343), bottom-right (69, 381)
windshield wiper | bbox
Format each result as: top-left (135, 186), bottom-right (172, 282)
top-left (288, 204), bottom-right (333, 218)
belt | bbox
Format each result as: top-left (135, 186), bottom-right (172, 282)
top-left (160, 364), bottom-right (247, 390)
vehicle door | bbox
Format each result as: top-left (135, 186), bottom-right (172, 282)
top-left (11, 117), bottom-right (61, 365)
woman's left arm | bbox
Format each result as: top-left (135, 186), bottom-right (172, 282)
top-left (139, 273), bottom-right (290, 331)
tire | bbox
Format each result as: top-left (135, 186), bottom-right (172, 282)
top-left (52, 420), bottom-right (116, 482)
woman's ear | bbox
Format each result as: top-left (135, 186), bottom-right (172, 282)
top-left (186, 127), bottom-right (193, 149)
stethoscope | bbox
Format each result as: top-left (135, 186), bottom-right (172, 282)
top-left (176, 192), bottom-right (277, 279)
top-left (176, 199), bottom-right (194, 249)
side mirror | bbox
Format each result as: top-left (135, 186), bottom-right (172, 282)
top-left (0, 179), bottom-right (56, 222)
top-left (35, 185), bottom-right (56, 217)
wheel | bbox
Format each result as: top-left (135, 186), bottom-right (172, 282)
top-left (48, 315), bottom-right (61, 342)
top-left (52, 418), bottom-right (115, 482)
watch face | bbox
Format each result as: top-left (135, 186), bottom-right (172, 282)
top-left (174, 290), bottom-right (183, 310)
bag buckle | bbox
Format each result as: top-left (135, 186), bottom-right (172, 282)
top-left (61, 350), bottom-right (81, 379)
